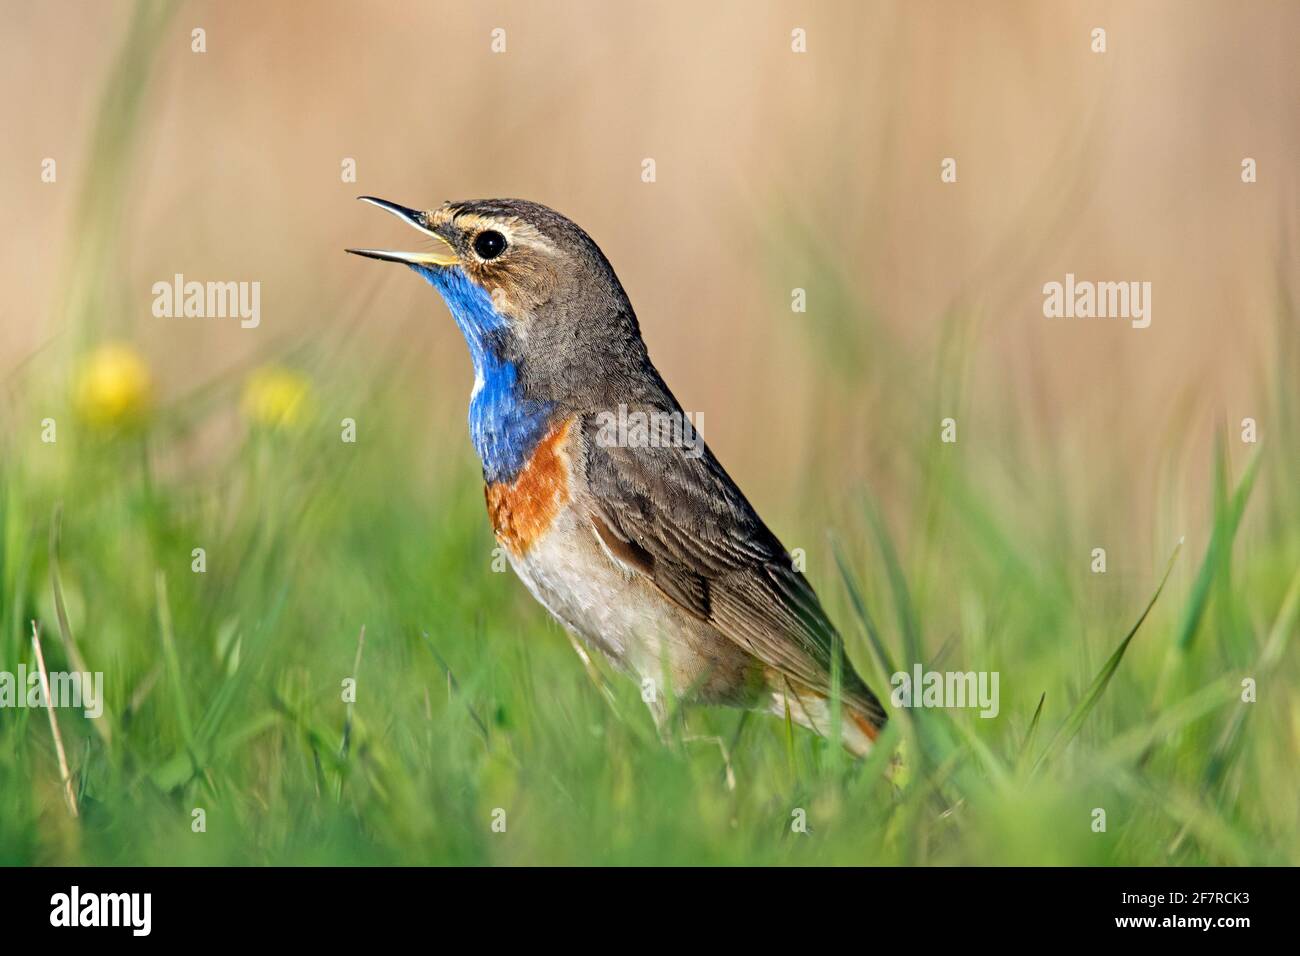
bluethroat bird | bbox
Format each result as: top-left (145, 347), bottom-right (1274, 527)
top-left (348, 197), bottom-right (886, 754)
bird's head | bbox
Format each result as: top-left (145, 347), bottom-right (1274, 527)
top-left (347, 197), bottom-right (648, 406)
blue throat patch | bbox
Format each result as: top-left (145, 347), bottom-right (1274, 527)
top-left (411, 264), bottom-right (555, 484)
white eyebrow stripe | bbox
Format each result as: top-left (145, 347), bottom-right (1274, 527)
top-left (508, 231), bottom-right (560, 256)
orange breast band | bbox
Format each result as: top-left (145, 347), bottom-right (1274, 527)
top-left (484, 417), bottom-right (574, 557)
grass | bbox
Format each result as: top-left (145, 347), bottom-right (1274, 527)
top-left (1, 2), bottom-right (1297, 867)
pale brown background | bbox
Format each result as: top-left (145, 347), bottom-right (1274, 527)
top-left (3, 1), bottom-right (1296, 541)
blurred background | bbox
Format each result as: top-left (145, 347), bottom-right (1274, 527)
top-left (4, 1), bottom-right (1295, 503)
top-left (0, 1), bottom-right (1296, 865)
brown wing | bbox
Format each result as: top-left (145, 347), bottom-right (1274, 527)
top-left (579, 412), bottom-right (885, 727)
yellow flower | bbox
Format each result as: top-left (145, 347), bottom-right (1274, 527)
top-left (74, 344), bottom-right (153, 428)
top-left (242, 366), bottom-right (312, 430)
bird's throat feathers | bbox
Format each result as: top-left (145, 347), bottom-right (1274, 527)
top-left (412, 264), bottom-right (555, 483)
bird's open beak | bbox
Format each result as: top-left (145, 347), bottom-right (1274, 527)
top-left (345, 196), bottom-right (459, 267)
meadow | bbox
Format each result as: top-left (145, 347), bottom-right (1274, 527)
top-left (1, 1), bottom-right (1297, 866)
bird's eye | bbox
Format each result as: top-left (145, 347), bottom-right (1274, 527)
top-left (473, 230), bottom-right (507, 260)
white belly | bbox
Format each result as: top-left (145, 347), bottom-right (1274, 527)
top-left (499, 501), bottom-right (767, 712)
top-left (503, 505), bottom-right (674, 677)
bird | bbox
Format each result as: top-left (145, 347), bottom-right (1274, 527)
top-left (347, 197), bottom-right (886, 755)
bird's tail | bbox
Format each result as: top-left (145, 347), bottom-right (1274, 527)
top-left (843, 708), bottom-right (883, 758)
top-left (768, 679), bottom-right (885, 758)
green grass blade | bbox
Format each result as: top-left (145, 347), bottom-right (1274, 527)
top-left (1015, 692), bottom-right (1046, 773)
top-left (830, 535), bottom-right (897, 682)
top-left (1034, 538), bottom-right (1183, 771)
top-left (862, 499), bottom-right (921, 670)
top-left (1175, 445), bottom-right (1261, 651)
top-left (155, 570), bottom-right (196, 751)
top-left (1203, 565), bottom-right (1300, 787)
